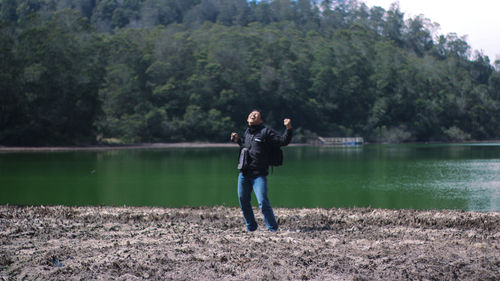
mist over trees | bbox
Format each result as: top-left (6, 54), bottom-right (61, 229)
top-left (1, 0), bottom-right (499, 145)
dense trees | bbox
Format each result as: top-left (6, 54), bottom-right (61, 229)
top-left (1, 9), bottom-right (105, 145)
top-left (1, 0), bottom-right (498, 145)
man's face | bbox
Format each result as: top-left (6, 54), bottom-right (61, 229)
top-left (247, 111), bottom-right (263, 126)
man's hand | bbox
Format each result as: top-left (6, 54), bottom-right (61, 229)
top-left (230, 132), bottom-right (239, 142)
top-left (284, 118), bottom-right (292, 129)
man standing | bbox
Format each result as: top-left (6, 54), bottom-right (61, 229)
top-left (230, 110), bottom-right (293, 231)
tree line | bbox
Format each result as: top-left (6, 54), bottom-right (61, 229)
top-left (1, 0), bottom-right (499, 145)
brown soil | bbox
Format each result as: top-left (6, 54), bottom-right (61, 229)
top-left (1, 206), bottom-right (499, 280)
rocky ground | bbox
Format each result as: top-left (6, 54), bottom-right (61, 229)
top-left (1, 206), bottom-right (499, 280)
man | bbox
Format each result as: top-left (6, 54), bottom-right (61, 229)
top-left (230, 110), bottom-right (293, 231)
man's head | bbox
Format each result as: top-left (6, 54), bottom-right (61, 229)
top-left (247, 110), bottom-right (264, 126)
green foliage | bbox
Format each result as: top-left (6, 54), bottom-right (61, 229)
top-left (1, 10), bottom-right (105, 145)
top-left (1, 0), bottom-right (499, 145)
top-left (443, 126), bottom-right (471, 142)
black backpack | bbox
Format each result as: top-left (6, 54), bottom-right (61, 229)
top-left (245, 127), bottom-right (283, 167)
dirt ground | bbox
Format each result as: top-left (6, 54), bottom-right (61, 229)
top-left (1, 206), bottom-right (499, 281)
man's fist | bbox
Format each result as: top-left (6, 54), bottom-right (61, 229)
top-left (284, 118), bottom-right (292, 129)
top-left (230, 132), bottom-right (239, 142)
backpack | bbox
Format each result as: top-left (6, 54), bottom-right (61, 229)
top-left (245, 127), bottom-right (283, 167)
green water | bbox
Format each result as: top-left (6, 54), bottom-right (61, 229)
top-left (1, 144), bottom-right (499, 211)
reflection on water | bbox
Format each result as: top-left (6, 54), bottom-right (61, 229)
top-left (271, 144), bottom-right (500, 211)
top-left (0, 144), bottom-right (499, 211)
top-left (393, 160), bottom-right (500, 211)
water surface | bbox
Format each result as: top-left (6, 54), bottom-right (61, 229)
top-left (1, 144), bottom-right (499, 211)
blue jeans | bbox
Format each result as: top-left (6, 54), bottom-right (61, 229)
top-left (237, 173), bottom-right (278, 231)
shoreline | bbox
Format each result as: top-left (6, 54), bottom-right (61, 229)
top-left (0, 143), bottom-right (239, 152)
top-left (1, 205), bottom-right (498, 280)
top-left (1, 140), bottom-right (500, 152)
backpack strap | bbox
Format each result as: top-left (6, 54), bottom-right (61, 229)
top-left (261, 127), bottom-right (276, 174)
top-left (261, 127), bottom-right (268, 139)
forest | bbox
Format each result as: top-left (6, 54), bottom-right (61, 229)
top-left (1, 0), bottom-right (499, 145)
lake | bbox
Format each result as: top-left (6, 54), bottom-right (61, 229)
top-left (1, 144), bottom-right (499, 211)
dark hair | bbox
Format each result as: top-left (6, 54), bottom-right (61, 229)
top-left (251, 109), bottom-right (264, 121)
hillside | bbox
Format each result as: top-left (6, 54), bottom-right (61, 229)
top-left (1, 0), bottom-right (499, 145)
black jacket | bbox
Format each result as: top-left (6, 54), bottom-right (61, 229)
top-left (237, 124), bottom-right (293, 177)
